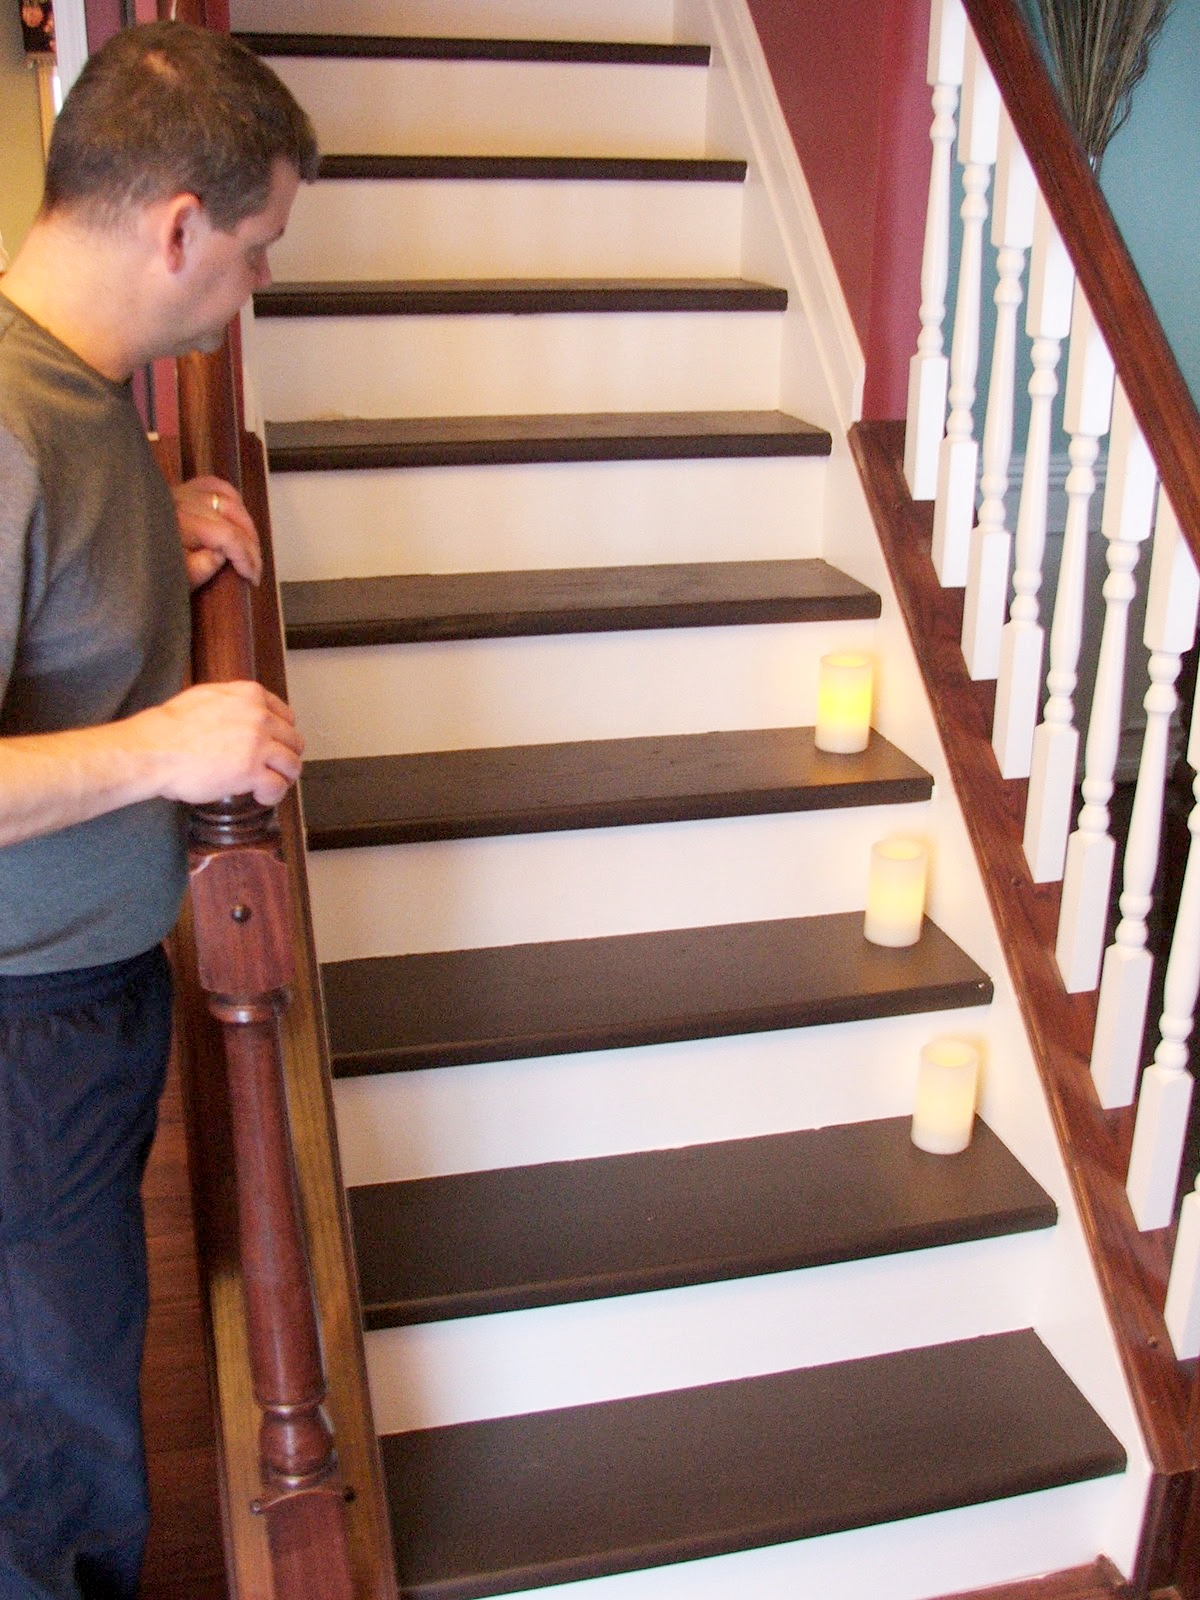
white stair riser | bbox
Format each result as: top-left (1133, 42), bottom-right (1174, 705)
top-left (286, 620), bottom-right (877, 758)
top-left (254, 311), bottom-right (782, 422)
top-left (268, 457), bottom-right (828, 581)
top-left (264, 57), bottom-right (709, 159)
top-left (365, 1232), bottom-right (1049, 1432)
top-left (334, 1005), bottom-right (994, 1185)
top-left (306, 801), bottom-right (934, 961)
top-left (230, 0), bottom-right (677, 42)
top-left (271, 179), bottom-right (744, 282)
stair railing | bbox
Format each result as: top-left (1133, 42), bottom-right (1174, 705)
top-left (897, 6), bottom-right (1200, 1586)
top-left (156, 6), bottom-right (398, 1597)
top-left (176, 334), bottom-right (356, 1600)
top-left (907, 0), bottom-right (1200, 1349)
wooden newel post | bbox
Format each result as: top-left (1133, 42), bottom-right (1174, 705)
top-left (188, 796), bottom-right (333, 1492)
top-left (188, 803), bottom-right (356, 1597)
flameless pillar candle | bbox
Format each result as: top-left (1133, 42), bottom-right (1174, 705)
top-left (912, 1037), bottom-right (980, 1153)
top-left (863, 836), bottom-right (928, 947)
top-left (814, 652), bottom-right (873, 753)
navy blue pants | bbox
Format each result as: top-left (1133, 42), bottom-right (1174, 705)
top-left (0, 946), bottom-right (172, 1600)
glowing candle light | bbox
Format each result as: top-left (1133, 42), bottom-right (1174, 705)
top-left (912, 1037), bottom-right (980, 1153)
top-left (864, 836), bottom-right (928, 947)
top-left (814, 652), bottom-right (874, 754)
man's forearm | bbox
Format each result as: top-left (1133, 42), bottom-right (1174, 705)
top-left (0, 681), bottom-right (304, 848)
top-left (0, 720), bottom-right (168, 846)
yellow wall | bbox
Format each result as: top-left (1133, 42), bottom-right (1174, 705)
top-left (0, 7), bottom-right (47, 263)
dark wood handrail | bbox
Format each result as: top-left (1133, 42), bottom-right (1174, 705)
top-left (962, 0), bottom-right (1200, 566)
top-left (155, 13), bottom-right (398, 1599)
top-left (179, 334), bottom-right (356, 1599)
top-left (168, 401), bottom-right (400, 1600)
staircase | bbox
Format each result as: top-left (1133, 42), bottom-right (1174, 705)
top-left (229, 2), bottom-right (1150, 1595)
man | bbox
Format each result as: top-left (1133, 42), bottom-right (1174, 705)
top-left (0, 22), bottom-right (317, 1598)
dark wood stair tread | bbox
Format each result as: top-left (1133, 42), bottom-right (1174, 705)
top-left (255, 278), bottom-right (787, 317)
top-left (302, 727), bottom-right (931, 850)
top-left (322, 911), bottom-right (993, 1075)
top-left (235, 33), bottom-right (712, 67)
top-left (265, 411), bottom-right (832, 472)
top-left (318, 155), bottom-right (746, 183)
top-left (351, 1117), bottom-right (1056, 1328)
top-left (381, 1330), bottom-right (1125, 1599)
top-left (283, 558), bottom-right (879, 648)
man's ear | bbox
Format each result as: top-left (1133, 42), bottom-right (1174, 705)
top-left (148, 192), bottom-right (205, 276)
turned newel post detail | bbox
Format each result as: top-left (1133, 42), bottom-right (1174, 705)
top-left (904, 0), bottom-right (966, 500)
top-left (960, 111), bottom-right (1035, 681)
top-left (930, 31), bottom-right (999, 586)
top-left (188, 796), bottom-right (339, 1499)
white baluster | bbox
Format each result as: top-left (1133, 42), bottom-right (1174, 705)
top-left (930, 36), bottom-right (1000, 586)
top-left (993, 201), bottom-right (1074, 777)
top-left (1166, 1176), bottom-right (1200, 1356)
top-left (1093, 498), bottom-right (1199, 1107)
top-left (1127, 666), bottom-right (1200, 1230)
top-left (1024, 295), bottom-right (1115, 883)
top-left (1057, 383), bottom-right (1157, 991)
top-left (904, 0), bottom-right (967, 500)
top-left (961, 116), bottom-right (1036, 679)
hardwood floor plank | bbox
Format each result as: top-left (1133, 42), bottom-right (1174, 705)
top-left (380, 1332), bottom-right (1125, 1600)
top-left (266, 411), bottom-right (832, 472)
top-left (302, 727), bottom-right (932, 849)
top-left (322, 911), bottom-right (993, 1075)
top-left (282, 559), bottom-right (877, 647)
top-left (350, 1117), bottom-right (1055, 1327)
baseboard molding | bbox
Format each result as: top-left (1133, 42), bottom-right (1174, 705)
top-left (938, 1554), bottom-right (1129, 1600)
top-left (694, 0), bottom-right (865, 432)
top-left (1006, 449), bottom-right (1109, 537)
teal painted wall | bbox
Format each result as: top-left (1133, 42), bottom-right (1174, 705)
top-left (1098, 0), bottom-right (1200, 407)
top-left (942, 2), bottom-right (1196, 466)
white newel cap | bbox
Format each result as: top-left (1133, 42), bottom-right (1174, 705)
top-left (1102, 383), bottom-right (1158, 545)
top-left (958, 34), bottom-right (1001, 167)
top-left (991, 114), bottom-right (1036, 251)
top-left (1062, 292), bottom-right (1115, 439)
top-left (1025, 196), bottom-right (1074, 341)
top-left (928, 0), bottom-right (967, 88)
top-left (1144, 495), bottom-right (1200, 658)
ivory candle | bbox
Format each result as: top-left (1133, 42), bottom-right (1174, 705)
top-left (911, 1037), bottom-right (979, 1153)
top-left (863, 836), bottom-right (927, 947)
top-left (814, 652), bottom-right (873, 753)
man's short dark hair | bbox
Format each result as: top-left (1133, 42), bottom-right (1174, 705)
top-left (43, 21), bottom-right (319, 231)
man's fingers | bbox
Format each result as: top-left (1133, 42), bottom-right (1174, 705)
top-left (184, 547), bottom-right (225, 587)
top-left (144, 681), bottom-right (304, 806)
top-left (191, 511), bottom-right (261, 584)
top-left (174, 476), bottom-right (263, 586)
top-left (252, 768), bottom-right (294, 808)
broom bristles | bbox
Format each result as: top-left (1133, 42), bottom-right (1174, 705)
top-left (1036, 0), bottom-right (1175, 164)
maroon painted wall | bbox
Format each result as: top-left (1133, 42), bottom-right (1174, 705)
top-left (84, 0), bottom-right (123, 52)
top-left (746, 0), bottom-right (930, 420)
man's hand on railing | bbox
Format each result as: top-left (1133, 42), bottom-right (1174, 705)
top-left (173, 474), bottom-right (264, 591)
top-left (140, 681), bottom-right (304, 808)
top-left (0, 683), bottom-right (303, 846)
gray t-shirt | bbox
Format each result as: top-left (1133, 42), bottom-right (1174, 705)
top-left (0, 298), bottom-right (190, 973)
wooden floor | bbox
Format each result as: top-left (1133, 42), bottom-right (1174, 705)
top-left (139, 1019), bottom-right (227, 1600)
